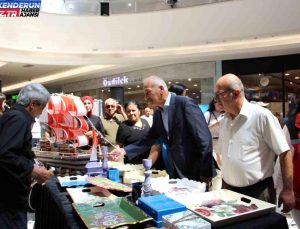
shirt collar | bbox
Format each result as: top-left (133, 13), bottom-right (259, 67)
top-left (164, 92), bottom-right (172, 107)
top-left (225, 98), bottom-right (249, 120)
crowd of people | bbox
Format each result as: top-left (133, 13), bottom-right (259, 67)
top-left (0, 73), bottom-right (299, 228)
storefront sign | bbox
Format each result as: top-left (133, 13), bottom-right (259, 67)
top-left (102, 76), bottom-right (129, 87)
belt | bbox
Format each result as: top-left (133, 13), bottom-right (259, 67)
top-left (223, 177), bottom-right (273, 192)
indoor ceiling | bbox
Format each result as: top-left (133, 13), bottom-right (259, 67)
top-left (0, 0), bottom-right (300, 94)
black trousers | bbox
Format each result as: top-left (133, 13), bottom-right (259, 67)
top-left (222, 177), bottom-right (276, 204)
top-left (0, 209), bottom-right (27, 229)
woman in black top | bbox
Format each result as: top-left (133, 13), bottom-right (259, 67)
top-left (116, 101), bottom-right (150, 164)
top-left (81, 96), bottom-right (105, 148)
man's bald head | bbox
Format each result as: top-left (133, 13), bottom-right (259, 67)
top-left (216, 74), bottom-right (244, 95)
top-left (215, 74), bottom-right (245, 118)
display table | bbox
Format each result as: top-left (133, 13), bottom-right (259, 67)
top-left (34, 176), bottom-right (289, 229)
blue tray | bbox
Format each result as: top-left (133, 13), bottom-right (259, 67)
top-left (138, 194), bottom-right (186, 223)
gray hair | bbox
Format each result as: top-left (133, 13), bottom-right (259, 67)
top-left (17, 83), bottom-right (50, 107)
top-left (104, 98), bottom-right (118, 106)
top-left (228, 78), bottom-right (244, 95)
top-left (143, 75), bottom-right (168, 91)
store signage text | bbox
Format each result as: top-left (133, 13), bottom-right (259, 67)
top-left (102, 76), bottom-right (129, 87)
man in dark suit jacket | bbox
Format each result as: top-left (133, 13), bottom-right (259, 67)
top-left (110, 75), bottom-right (216, 183)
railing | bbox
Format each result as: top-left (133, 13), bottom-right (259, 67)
top-left (40, 0), bottom-right (234, 16)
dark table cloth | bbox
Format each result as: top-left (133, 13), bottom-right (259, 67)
top-left (34, 176), bottom-right (289, 229)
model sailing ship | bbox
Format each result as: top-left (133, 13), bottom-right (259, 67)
top-left (34, 94), bottom-right (94, 171)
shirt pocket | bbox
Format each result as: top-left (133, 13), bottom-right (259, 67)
top-left (240, 144), bottom-right (257, 162)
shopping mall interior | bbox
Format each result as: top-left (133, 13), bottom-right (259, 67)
top-left (1, 0), bottom-right (300, 117)
top-left (0, 0), bottom-right (300, 228)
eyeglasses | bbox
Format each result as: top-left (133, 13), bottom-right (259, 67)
top-left (214, 89), bottom-right (232, 99)
top-left (106, 105), bottom-right (116, 108)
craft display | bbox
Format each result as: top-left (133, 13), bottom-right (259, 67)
top-left (87, 177), bottom-right (132, 192)
top-left (151, 177), bottom-right (206, 205)
top-left (142, 159), bottom-right (152, 196)
top-left (163, 210), bottom-right (211, 229)
top-left (101, 146), bottom-right (109, 177)
top-left (138, 194), bottom-right (187, 227)
top-left (108, 161), bottom-right (144, 176)
top-left (57, 175), bottom-right (88, 187)
top-left (72, 197), bottom-right (152, 229)
top-left (67, 186), bottom-right (116, 204)
top-left (189, 189), bottom-right (276, 227)
top-left (85, 129), bottom-right (102, 176)
top-left (34, 94), bottom-right (92, 170)
top-left (123, 169), bottom-right (169, 184)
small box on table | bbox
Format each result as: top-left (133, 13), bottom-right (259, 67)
top-left (163, 210), bottom-right (211, 229)
top-left (138, 194), bottom-right (186, 227)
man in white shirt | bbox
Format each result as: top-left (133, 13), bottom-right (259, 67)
top-left (141, 106), bottom-right (153, 127)
top-left (216, 73), bottom-right (295, 213)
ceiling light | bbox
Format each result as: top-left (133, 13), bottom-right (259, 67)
top-left (128, 88), bottom-right (131, 90)
top-left (290, 82), bottom-right (293, 84)
top-left (193, 84), bottom-right (198, 87)
top-left (188, 78), bottom-right (191, 81)
top-left (285, 73), bottom-right (290, 76)
top-left (2, 65), bottom-right (114, 93)
top-left (175, 82), bottom-right (179, 84)
top-left (295, 77), bottom-right (300, 80)
top-left (168, 81), bottom-right (172, 84)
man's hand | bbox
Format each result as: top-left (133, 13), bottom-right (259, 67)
top-left (109, 147), bottom-right (126, 162)
top-left (116, 104), bottom-right (127, 120)
top-left (278, 189), bottom-right (295, 213)
top-left (32, 164), bottom-right (54, 185)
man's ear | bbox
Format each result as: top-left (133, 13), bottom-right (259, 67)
top-left (231, 90), bottom-right (240, 98)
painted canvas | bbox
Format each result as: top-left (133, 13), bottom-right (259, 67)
top-left (189, 189), bottom-right (276, 227)
top-left (72, 197), bottom-right (152, 229)
top-left (67, 186), bottom-right (116, 205)
top-left (151, 178), bottom-right (206, 205)
top-left (87, 177), bottom-right (132, 192)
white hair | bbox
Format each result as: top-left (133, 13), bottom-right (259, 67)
top-left (104, 98), bottom-right (118, 106)
top-left (143, 75), bottom-right (168, 91)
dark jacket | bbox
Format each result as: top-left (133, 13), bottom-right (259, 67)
top-left (85, 114), bottom-right (105, 136)
top-left (125, 94), bottom-right (216, 181)
top-left (0, 104), bottom-right (35, 210)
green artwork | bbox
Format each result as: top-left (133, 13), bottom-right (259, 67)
top-left (87, 177), bottom-right (132, 192)
top-left (73, 197), bottom-right (152, 228)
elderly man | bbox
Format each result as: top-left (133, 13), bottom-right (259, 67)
top-left (101, 98), bottom-right (127, 148)
top-left (141, 106), bottom-right (153, 127)
top-left (0, 83), bottom-right (54, 228)
top-left (215, 73), bottom-right (295, 213)
top-left (111, 75), bottom-right (216, 184)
